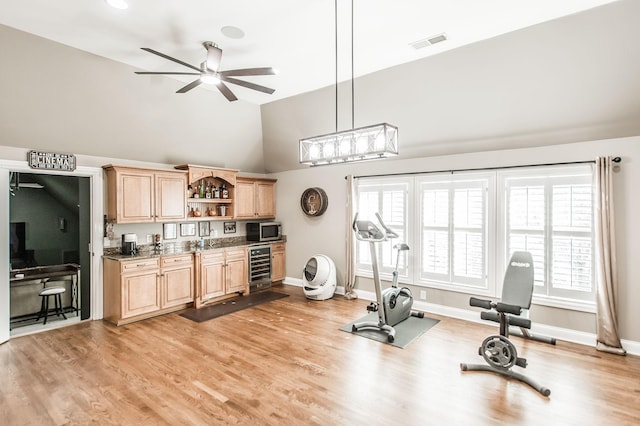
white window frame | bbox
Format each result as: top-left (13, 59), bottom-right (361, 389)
top-left (497, 165), bottom-right (596, 311)
top-left (415, 173), bottom-right (496, 295)
top-left (354, 164), bottom-right (596, 312)
top-left (355, 177), bottom-right (412, 282)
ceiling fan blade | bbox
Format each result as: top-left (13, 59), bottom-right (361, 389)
top-left (140, 48), bottom-right (201, 72)
top-left (220, 76), bottom-right (275, 95)
top-left (205, 43), bottom-right (222, 71)
top-left (219, 67), bottom-right (277, 77)
top-left (176, 79), bottom-right (203, 94)
top-left (135, 72), bottom-right (200, 75)
top-left (216, 81), bottom-right (238, 102)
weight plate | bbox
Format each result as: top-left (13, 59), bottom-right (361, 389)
top-left (480, 335), bottom-right (518, 370)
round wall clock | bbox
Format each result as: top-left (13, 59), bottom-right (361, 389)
top-left (300, 187), bottom-right (328, 217)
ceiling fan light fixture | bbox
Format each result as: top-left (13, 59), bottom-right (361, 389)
top-left (200, 73), bottom-right (220, 85)
top-left (105, 0), bottom-right (128, 10)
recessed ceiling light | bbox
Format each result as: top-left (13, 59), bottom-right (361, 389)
top-left (105, 0), bottom-right (128, 10)
top-left (221, 26), bottom-right (245, 40)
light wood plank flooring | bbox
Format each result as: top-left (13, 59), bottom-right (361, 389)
top-left (1, 284), bottom-right (639, 425)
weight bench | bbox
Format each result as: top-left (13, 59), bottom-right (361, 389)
top-left (460, 251), bottom-right (551, 396)
top-left (483, 251), bottom-right (556, 345)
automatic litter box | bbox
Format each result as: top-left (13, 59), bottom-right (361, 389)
top-left (302, 255), bottom-right (336, 300)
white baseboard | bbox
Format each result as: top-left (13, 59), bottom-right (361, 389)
top-left (280, 279), bottom-right (640, 356)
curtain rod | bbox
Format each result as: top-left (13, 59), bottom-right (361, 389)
top-left (347, 157), bottom-right (621, 180)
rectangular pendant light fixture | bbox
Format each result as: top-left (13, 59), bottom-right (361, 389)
top-left (299, 0), bottom-right (398, 167)
top-left (299, 122), bottom-right (398, 166)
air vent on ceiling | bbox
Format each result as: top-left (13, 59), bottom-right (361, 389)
top-left (410, 33), bottom-right (448, 50)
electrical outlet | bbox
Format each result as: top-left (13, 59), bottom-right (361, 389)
top-left (146, 234), bottom-right (153, 243)
top-left (419, 290), bottom-right (427, 300)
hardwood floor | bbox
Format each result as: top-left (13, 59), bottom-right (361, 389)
top-left (2, 284), bottom-right (639, 425)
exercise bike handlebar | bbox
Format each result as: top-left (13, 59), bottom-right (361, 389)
top-left (352, 212), bottom-right (398, 243)
top-left (374, 212), bottom-right (399, 239)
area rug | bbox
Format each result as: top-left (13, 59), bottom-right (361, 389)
top-left (180, 291), bottom-right (289, 323)
top-left (339, 313), bottom-right (439, 348)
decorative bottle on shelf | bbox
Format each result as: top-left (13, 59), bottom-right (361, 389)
top-left (221, 184), bottom-right (229, 199)
top-left (205, 182), bottom-right (212, 199)
top-left (213, 185), bottom-right (220, 199)
top-left (187, 185), bottom-right (193, 198)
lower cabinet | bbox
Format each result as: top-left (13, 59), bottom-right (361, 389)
top-left (271, 241), bottom-right (286, 282)
top-left (196, 247), bottom-right (248, 307)
top-left (160, 254), bottom-right (195, 308)
top-left (104, 254), bottom-right (194, 326)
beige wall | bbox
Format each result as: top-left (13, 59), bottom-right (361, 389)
top-left (270, 137), bottom-right (640, 341)
top-left (0, 24), bottom-right (266, 173)
top-left (261, 0), bottom-right (640, 173)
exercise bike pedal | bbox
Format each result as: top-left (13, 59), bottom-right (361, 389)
top-left (516, 357), bottom-right (528, 368)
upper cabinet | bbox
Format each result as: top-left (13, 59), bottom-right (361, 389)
top-left (104, 165), bottom-right (187, 224)
top-left (175, 164), bottom-right (238, 220)
top-left (235, 177), bottom-right (277, 219)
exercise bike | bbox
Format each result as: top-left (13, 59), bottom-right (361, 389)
top-left (351, 212), bottom-right (423, 343)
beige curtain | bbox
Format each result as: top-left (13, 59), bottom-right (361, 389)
top-left (594, 156), bottom-right (625, 355)
top-left (343, 175), bottom-right (358, 299)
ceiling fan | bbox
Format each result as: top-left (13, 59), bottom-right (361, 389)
top-left (135, 41), bottom-right (276, 102)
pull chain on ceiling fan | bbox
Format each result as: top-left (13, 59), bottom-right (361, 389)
top-left (135, 42), bottom-right (277, 102)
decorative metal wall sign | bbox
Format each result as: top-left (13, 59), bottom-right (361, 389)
top-left (28, 150), bottom-right (76, 171)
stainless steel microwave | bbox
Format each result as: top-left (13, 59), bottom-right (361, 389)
top-left (246, 222), bottom-right (282, 242)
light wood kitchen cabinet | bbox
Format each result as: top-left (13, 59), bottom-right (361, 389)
top-left (235, 177), bottom-right (277, 219)
top-left (225, 248), bottom-right (249, 293)
top-left (271, 241), bottom-right (286, 282)
top-left (104, 257), bottom-right (160, 324)
top-left (160, 254), bottom-right (194, 308)
top-left (103, 254), bottom-right (194, 326)
top-left (196, 247), bottom-right (248, 307)
top-left (103, 165), bottom-right (187, 224)
top-left (199, 251), bottom-right (226, 302)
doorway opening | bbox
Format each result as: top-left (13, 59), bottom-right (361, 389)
top-left (9, 172), bottom-right (91, 335)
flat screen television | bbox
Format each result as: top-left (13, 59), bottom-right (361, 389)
top-left (10, 222), bottom-right (26, 260)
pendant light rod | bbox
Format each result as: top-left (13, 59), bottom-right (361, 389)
top-left (351, 0), bottom-right (355, 129)
top-left (335, 0), bottom-right (338, 133)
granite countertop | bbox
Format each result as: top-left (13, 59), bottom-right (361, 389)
top-left (103, 237), bottom-right (285, 261)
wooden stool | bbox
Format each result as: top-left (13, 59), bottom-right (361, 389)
top-left (37, 287), bottom-right (67, 324)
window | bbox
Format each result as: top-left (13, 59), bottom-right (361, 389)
top-left (354, 164), bottom-right (595, 310)
top-left (501, 167), bottom-right (594, 303)
top-left (355, 178), bottom-right (410, 277)
top-left (416, 174), bottom-right (493, 292)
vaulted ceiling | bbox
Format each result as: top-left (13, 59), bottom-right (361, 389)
top-left (0, 0), bottom-right (619, 104)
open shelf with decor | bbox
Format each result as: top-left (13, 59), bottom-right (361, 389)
top-left (176, 164), bottom-right (238, 221)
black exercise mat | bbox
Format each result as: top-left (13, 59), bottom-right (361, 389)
top-left (180, 291), bottom-right (289, 323)
top-left (340, 312), bottom-right (439, 348)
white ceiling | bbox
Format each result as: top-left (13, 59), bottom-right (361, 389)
top-left (0, 0), bottom-right (619, 104)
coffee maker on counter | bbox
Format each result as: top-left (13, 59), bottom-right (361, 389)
top-left (121, 233), bottom-right (138, 255)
